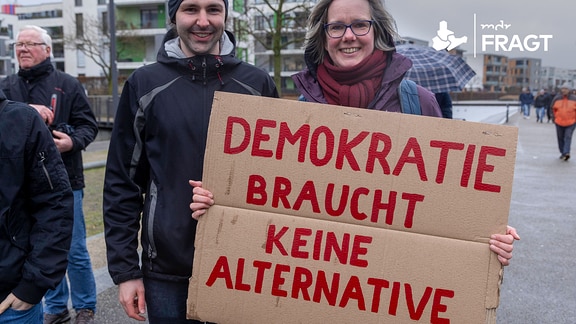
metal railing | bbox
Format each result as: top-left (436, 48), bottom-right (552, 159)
top-left (89, 96), bottom-right (521, 128)
top-left (89, 96), bottom-right (115, 129)
top-left (452, 101), bottom-right (521, 124)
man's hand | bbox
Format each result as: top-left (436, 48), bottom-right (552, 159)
top-left (118, 279), bottom-right (147, 321)
top-left (189, 180), bottom-right (214, 220)
top-left (0, 293), bottom-right (34, 315)
top-left (29, 104), bottom-right (54, 124)
top-left (52, 130), bottom-right (73, 153)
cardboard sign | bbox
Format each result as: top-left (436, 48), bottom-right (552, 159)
top-left (188, 92), bottom-right (518, 323)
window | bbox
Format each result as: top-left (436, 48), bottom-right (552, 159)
top-left (77, 45), bottom-right (85, 68)
top-left (102, 12), bottom-right (108, 34)
top-left (141, 9), bottom-right (158, 29)
top-left (255, 16), bottom-right (267, 30)
top-left (75, 0), bottom-right (82, 6)
top-left (52, 43), bottom-right (64, 58)
top-left (76, 13), bottom-right (84, 38)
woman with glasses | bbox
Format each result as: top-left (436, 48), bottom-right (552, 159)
top-left (288, 0), bottom-right (521, 265)
top-left (291, 0), bottom-right (442, 115)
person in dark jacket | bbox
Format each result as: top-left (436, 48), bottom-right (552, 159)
top-left (102, 0), bottom-right (278, 322)
top-left (435, 92), bottom-right (453, 118)
top-left (0, 25), bottom-right (99, 324)
top-left (0, 92), bottom-right (74, 323)
top-left (192, 0), bottom-right (520, 270)
top-left (519, 87), bottom-right (534, 119)
top-left (534, 89), bottom-right (552, 123)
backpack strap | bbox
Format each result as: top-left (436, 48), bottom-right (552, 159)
top-left (398, 79), bottom-right (422, 115)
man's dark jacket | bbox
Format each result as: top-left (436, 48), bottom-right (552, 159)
top-left (0, 59), bottom-right (98, 190)
top-left (0, 92), bottom-right (74, 304)
top-left (103, 29), bottom-right (278, 285)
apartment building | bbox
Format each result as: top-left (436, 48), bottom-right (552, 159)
top-left (0, 12), bottom-right (18, 77)
top-left (507, 57), bottom-right (541, 92)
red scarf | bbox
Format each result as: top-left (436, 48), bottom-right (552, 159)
top-left (317, 50), bottom-right (387, 108)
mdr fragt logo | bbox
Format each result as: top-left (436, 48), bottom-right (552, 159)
top-left (387, 1), bottom-right (569, 69)
top-left (430, 16), bottom-right (553, 55)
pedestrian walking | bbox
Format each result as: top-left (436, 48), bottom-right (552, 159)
top-left (519, 87), bottom-right (534, 119)
top-left (551, 83), bottom-right (576, 161)
top-left (534, 89), bottom-right (552, 123)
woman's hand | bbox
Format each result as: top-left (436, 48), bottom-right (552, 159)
top-left (490, 225), bottom-right (521, 266)
top-left (189, 180), bottom-right (214, 220)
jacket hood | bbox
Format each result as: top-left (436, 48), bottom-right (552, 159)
top-left (156, 29), bottom-right (241, 81)
top-left (158, 29), bottom-right (236, 61)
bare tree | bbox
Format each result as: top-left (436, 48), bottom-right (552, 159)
top-left (63, 13), bottom-right (143, 94)
top-left (236, 0), bottom-right (313, 97)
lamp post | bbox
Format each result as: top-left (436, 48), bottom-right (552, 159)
top-left (109, 0), bottom-right (118, 110)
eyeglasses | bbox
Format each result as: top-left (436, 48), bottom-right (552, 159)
top-left (324, 20), bottom-right (374, 38)
top-left (13, 42), bottom-right (46, 49)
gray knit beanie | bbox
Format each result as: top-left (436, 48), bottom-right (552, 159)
top-left (168, 0), bottom-right (229, 23)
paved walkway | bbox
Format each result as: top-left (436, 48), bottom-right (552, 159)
top-left (83, 108), bottom-right (576, 323)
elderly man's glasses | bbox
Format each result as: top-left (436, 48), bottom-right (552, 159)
top-left (324, 20), bottom-right (374, 38)
top-left (13, 42), bottom-right (46, 49)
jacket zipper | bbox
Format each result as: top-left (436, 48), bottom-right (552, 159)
top-left (147, 182), bottom-right (158, 271)
top-left (38, 152), bottom-right (54, 190)
top-left (202, 57), bottom-right (207, 85)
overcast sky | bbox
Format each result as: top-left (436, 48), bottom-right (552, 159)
top-left (385, 0), bottom-right (575, 69)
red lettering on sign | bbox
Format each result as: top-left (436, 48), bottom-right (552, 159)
top-left (474, 146), bottom-right (506, 193)
top-left (339, 275), bottom-right (366, 310)
top-left (276, 122), bottom-right (310, 162)
top-left (405, 284), bottom-right (433, 320)
top-left (247, 175), bottom-right (425, 229)
top-left (252, 260), bottom-right (272, 293)
top-left (431, 288), bottom-right (454, 323)
top-left (310, 126), bottom-right (335, 166)
top-left (265, 224), bottom-right (289, 255)
top-left (430, 140), bottom-right (465, 184)
top-left (205, 255), bottom-right (233, 288)
top-left (392, 137), bottom-right (427, 181)
top-left (224, 116), bottom-right (250, 154)
top-left (271, 264), bottom-right (290, 297)
top-left (366, 278), bottom-right (390, 313)
top-left (224, 116), bottom-right (508, 193)
top-left (251, 119), bottom-right (276, 158)
top-left (246, 174), bottom-right (267, 205)
top-left (335, 129), bottom-right (369, 171)
top-left (365, 132), bottom-right (392, 174)
top-left (205, 257), bottom-right (455, 322)
top-left (265, 225), bottom-right (371, 267)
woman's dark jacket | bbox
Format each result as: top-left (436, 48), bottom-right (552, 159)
top-left (292, 51), bottom-right (442, 117)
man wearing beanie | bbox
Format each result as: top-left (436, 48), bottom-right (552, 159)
top-left (103, 0), bottom-right (278, 323)
top-left (551, 83), bottom-right (576, 161)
